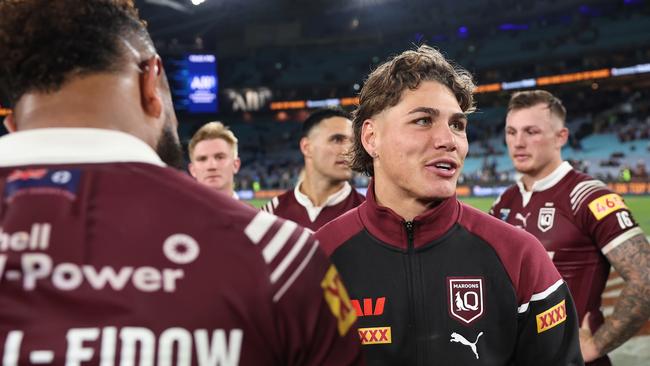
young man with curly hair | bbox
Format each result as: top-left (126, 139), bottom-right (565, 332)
top-left (0, 1), bottom-right (362, 364)
top-left (315, 45), bottom-right (584, 365)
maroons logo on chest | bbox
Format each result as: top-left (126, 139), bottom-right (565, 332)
top-left (447, 277), bottom-right (485, 325)
top-left (537, 206), bottom-right (556, 233)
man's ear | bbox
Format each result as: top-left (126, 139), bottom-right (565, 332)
top-left (140, 56), bottom-right (163, 118)
top-left (557, 127), bottom-right (569, 149)
top-left (361, 118), bottom-right (377, 158)
top-left (233, 157), bottom-right (241, 174)
top-left (188, 162), bottom-right (197, 178)
top-left (3, 113), bottom-right (16, 133)
top-left (300, 136), bottom-right (311, 158)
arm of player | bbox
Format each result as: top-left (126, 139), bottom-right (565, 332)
top-left (580, 232), bottom-right (650, 362)
top-left (269, 230), bottom-right (364, 365)
top-left (515, 281), bottom-right (585, 366)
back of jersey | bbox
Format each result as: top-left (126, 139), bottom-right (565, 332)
top-left (0, 162), bottom-right (362, 365)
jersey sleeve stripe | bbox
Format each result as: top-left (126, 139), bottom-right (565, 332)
top-left (601, 227), bottom-right (644, 255)
top-left (272, 196), bottom-right (279, 209)
top-left (571, 184), bottom-right (607, 212)
top-left (270, 229), bottom-right (310, 284)
top-left (245, 211), bottom-right (277, 244)
top-left (569, 180), bottom-right (605, 200)
top-left (272, 241), bottom-right (319, 303)
top-left (262, 220), bottom-right (298, 263)
top-left (517, 279), bottom-right (564, 313)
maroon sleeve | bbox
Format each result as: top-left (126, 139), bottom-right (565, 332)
top-left (574, 188), bottom-right (643, 254)
top-left (314, 207), bottom-right (365, 257)
top-left (244, 211), bottom-right (363, 365)
top-left (459, 205), bottom-right (584, 365)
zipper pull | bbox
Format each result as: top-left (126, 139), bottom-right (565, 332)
top-left (404, 221), bottom-right (415, 248)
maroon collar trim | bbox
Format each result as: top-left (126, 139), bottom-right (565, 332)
top-left (359, 180), bottom-right (460, 250)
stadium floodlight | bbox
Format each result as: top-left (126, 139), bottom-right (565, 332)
top-left (144, 0), bottom-right (192, 13)
top-left (191, 0), bottom-right (206, 5)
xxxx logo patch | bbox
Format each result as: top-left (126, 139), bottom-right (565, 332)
top-left (321, 265), bottom-right (356, 336)
top-left (358, 326), bottom-right (391, 345)
top-left (536, 299), bottom-right (567, 333)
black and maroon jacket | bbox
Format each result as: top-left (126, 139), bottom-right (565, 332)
top-left (0, 128), bottom-right (363, 366)
top-left (315, 181), bottom-right (584, 366)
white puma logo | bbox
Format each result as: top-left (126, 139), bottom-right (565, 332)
top-left (450, 331), bottom-right (483, 359)
top-left (455, 292), bottom-right (478, 311)
top-left (515, 212), bottom-right (531, 228)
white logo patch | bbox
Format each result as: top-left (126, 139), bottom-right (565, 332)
top-left (163, 234), bottom-right (200, 264)
top-left (537, 208), bottom-right (555, 232)
top-left (447, 278), bottom-right (484, 325)
top-left (515, 212), bottom-right (531, 228)
top-left (450, 331), bottom-right (483, 359)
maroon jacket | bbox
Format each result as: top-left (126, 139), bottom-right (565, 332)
top-left (0, 129), bottom-right (363, 365)
top-left (261, 182), bottom-right (365, 232)
top-left (315, 181), bottom-right (583, 366)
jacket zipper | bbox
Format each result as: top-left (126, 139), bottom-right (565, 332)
top-left (404, 220), bottom-right (421, 364)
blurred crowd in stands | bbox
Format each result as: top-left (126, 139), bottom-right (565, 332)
top-left (221, 87), bottom-right (650, 191)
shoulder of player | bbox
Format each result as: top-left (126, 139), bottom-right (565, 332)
top-left (458, 203), bottom-right (561, 300)
top-left (492, 184), bottom-right (519, 207)
top-left (314, 205), bottom-right (365, 257)
top-left (122, 164), bottom-right (260, 229)
top-left (260, 190), bottom-right (293, 214)
top-left (565, 172), bottom-right (614, 214)
top-left (350, 188), bottom-right (367, 203)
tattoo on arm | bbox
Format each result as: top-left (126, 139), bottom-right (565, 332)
top-left (596, 233), bottom-right (650, 355)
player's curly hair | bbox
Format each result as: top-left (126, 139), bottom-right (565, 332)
top-left (350, 45), bottom-right (476, 176)
top-left (0, 0), bottom-right (153, 106)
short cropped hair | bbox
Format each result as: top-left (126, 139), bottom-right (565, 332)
top-left (302, 108), bottom-right (351, 137)
top-left (508, 90), bottom-right (567, 123)
top-left (188, 122), bottom-right (239, 160)
top-left (350, 45), bottom-right (476, 176)
top-left (0, 0), bottom-right (153, 106)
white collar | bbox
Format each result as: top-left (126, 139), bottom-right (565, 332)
top-left (516, 161), bottom-right (572, 207)
top-left (294, 180), bottom-right (352, 222)
top-left (0, 128), bottom-right (165, 167)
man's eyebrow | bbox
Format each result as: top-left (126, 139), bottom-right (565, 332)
top-left (329, 133), bottom-right (348, 139)
top-left (451, 112), bottom-right (468, 120)
top-left (407, 107), bottom-right (440, 116)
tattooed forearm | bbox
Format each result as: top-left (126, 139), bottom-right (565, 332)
top-left (594, 233), bottom-right (650, 355)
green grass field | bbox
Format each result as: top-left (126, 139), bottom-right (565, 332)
top-left (249, 196), bottom-right (650, 233)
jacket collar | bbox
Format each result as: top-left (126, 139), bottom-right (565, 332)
top-left (359, 180), bottom-right (460, 250)
top-left (0, 128), bottom-right (165, 167)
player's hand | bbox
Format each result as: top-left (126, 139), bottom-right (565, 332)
top-left (579, 312), bottom-right (601, 362)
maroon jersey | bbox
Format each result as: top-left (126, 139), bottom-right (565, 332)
top-left (490, 162), bottom-right (643, 366)
top-left (0, 129), bottom-right (363, 365)
top-left (261, 182), bottom-right (365, 231)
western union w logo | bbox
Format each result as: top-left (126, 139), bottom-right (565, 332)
top-left (321, 265), bottom-right (356, 336)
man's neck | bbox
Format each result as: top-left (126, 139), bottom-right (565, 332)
top-left (373, 177), bottom-right (439, 222)
top-left (13, 74), bottom-right (154, 147)
top-left (299, 171), bottom-right (345, 207)
top-left (520, 159), bottom-right (564, 191)
top-left (218, 186), bottom-right (235, 198)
